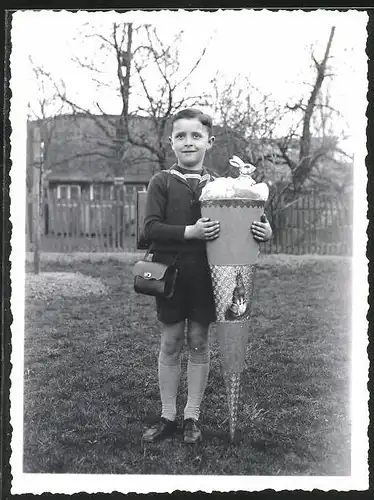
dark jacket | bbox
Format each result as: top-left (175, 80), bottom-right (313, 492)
top-left (143, 165), bottom-right (216, 254)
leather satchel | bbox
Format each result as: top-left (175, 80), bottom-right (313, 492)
top-left (133, 248), bottom-right (178, 300)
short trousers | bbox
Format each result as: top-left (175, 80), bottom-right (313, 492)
top-left (152, 252), bottom-right (216, 326)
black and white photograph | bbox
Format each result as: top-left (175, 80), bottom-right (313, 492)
top-left (9, 8), bottom-right (368, 494)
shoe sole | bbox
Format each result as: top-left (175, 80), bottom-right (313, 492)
top-left (143, 432), bottom-right (178, 443)
top-left (143, 436), bottom-right (173, 443)
top-left (183, 434), bottom-right (202, 444)
top-left (142, 428), bottom-right (179, 443)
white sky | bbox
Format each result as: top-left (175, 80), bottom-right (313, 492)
top-left (16, 9), bottom-right (368, 155)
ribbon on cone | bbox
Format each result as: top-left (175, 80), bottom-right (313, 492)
top-left (201, 198), bottom-right (265, 442)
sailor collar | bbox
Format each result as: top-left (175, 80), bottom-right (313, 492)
top-left (169, 165), bottom-right (212, 186)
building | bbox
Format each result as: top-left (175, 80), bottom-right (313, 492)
top-left (27, 114), bottom-right (160, 200)
top-left (27, 113), bottom-right (269, 197)
top-left (26, 113), bottom-right (249, 244)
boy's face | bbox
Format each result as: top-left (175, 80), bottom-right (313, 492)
top-left (169, 118), bottom-right (214, 170)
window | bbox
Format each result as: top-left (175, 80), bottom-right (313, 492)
top-left (57, 185), bottom-right (68, 200)
top-left (90, 184), bottom-right (113, 201)
top-left (104, 185), bottom-right (114, 200)
top-left (91, 185), bottom-right (101, 201)
top-left (70, 185), bottom-right (81, 201)
top-left (125, 184), bottom-right (147, 194)
top-left (56, 184), bottom-right (81, 201)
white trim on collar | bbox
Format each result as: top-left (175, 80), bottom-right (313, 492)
top-left (169, 168), bottom-right (213, 185)
top-left (184, 174), bottom-right (202, 180)
top-left (199, 173), bottom-right (210, 184)
top-left (169, 168), bottom-right (186, 180)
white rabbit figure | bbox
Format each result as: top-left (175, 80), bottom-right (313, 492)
top-left (229, 155), bottom-right (257, 179)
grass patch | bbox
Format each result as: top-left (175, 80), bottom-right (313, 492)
top-left (23, 254), bottom-right (351, 475)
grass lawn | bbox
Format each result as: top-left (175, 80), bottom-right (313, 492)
top-left (23, 254), bottom-right (351, 475)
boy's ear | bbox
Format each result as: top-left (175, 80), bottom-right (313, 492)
top-left (168, 136), bottom-right (173, 147)
top-left (207, 136), bottom-right (215, 149)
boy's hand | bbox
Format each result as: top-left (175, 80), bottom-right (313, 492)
top-left (251, 214), bottom-right (272, 242)
top-left (185, 217), bottom-right (220, 240)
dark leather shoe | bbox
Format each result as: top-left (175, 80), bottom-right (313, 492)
top-left (183, 418), bottom-right (202, 444)
top-left (142, 417), bottom-right (178, 442)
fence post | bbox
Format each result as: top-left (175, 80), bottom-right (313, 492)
top-left (114, 188), bottom-right (118, 251)
top-left (26, 195), bottom-right (32, 251)
top-left (322, 195), bottom-right (327, 255)
top-left (113, 187), bottom-right (118, 252)
top-left (308, 193), bottom-right (312, 254)
top-left (275, 198), bottom-right (280, 254)
top-left (279, 198), bottom-right (284, 254)
top-left (32, 127), bottom-right (44, 274)
top-left (296, 198), bottom-right (300, 255)
top-left (314, 193), bottom-right (319, 254)
top-left (329, 197), bottom-right (337, 256)
top-left (97, 189), bottom-right (102, 250)
top-left (284, 204), bottom-right (288, 254)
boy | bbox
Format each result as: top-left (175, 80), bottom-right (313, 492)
top-left (142, 108), bottom-right (272, 444)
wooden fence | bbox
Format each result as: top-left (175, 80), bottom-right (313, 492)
top-left (26, 191), bottom-right (352, 255)
top-left (27, 192), bottom-right (137, 253)
top-left (262, 192), bottom-right (352, 256)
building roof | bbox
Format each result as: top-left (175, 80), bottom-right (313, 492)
top-left (45, 169), bottom-right (152, 184)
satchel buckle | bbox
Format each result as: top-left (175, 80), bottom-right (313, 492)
top-left (144, 271), bottom-right (152, 279)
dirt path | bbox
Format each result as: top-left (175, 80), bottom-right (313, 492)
top-left (25, 252), bottom-right (144, 264)
top-left (26, 272), bottom-right (109, 300)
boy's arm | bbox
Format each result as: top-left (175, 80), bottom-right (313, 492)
top-left (143, 173), bottom-right (186, 242)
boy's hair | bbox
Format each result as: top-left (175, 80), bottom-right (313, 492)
top-left (170, 108), bottom-right (213, 135)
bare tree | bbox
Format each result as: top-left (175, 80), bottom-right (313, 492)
top-left (210, 75), bottom-right (282, 178)
top-left (37, 22), bottom-right (210, 173)
top-left (209, 26), bottom-right (354, 247)
top-left (211, 27), bottom-right (351, 202)
top-left (123, 25), bottom-right (209, 170)
top-left (27, 58), bottom-right (67, 191)
top-left (29, 125), bottom-right (43, 274)
top-left (28, 58), bottom-right (69, 273)
top-left (275, 26), bottom-right (338, 200)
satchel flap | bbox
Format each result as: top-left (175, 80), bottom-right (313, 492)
top-left (133, 260), bottom-right (169, 280)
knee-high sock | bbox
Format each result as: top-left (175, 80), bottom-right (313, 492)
top-left (158, 350), bottom-right (181, 422)
top-left (184, 347), bottom-right (210, 421)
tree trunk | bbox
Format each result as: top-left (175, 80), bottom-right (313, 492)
top-left (32, 127), bottom-right (43, 274)
top-left (120, 23), bottom-right (132, 130)
top-left (115, 23), bottom-right (133, 164)
top-left (158, 153), bottom-right (168, 171)
top-left (285, 26), bottom-right (335, 201)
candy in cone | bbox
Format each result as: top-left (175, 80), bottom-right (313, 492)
top-left (201, 198), bottom-right (265, 442)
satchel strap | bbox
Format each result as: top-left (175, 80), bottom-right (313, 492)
top-left (143, 245), bottom-right (153, 261)
top-left (143, 244), bottom-right (178, 265)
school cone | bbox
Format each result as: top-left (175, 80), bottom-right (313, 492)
top-left (201, 198), bottom-right (265, 442)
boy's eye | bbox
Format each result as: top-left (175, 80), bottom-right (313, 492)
top-left (174, 132), bottom-right (203, 140)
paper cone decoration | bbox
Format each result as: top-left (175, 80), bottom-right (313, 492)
top-left (201, 199), bottom-right (264, 265)
top-left (225, 371), bottom-right (241, 443)
top-left (201, 198), bottom-right (265, 442)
